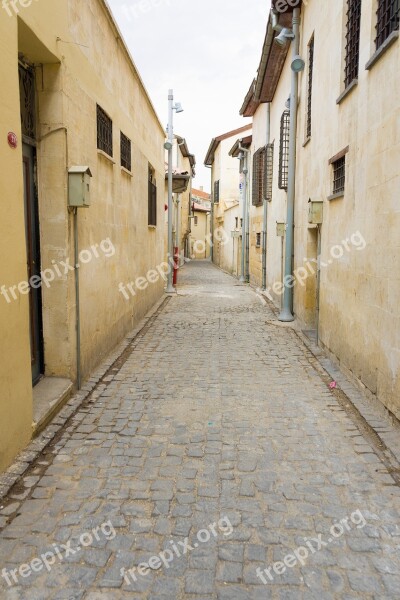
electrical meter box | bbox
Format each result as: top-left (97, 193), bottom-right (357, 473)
top-left (68, 166), bottom-right (92, 208)
top-left (276, 222), bottom-right (285, 237)
top-left (308, 200), bottom-right (323, 225)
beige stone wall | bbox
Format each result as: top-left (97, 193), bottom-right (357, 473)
top-left (0, 0), bottom-right (165, 471)
top-left (293, 0), bottom-right (400, 417)
top-left (191, 212), bottom-right (210, 259)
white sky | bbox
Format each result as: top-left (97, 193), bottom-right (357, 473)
top-left (107, 0), bottom-right (270, 192)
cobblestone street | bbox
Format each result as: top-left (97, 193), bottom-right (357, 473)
top-left (1, 261), bottom-right (400, 600)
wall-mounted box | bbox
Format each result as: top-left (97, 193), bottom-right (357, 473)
top-left (308, 200), bottom-right (323, 225)
top-left (276, 222), bottom-right (285, 237)
top-left (68, 166), bottom-right (92, 208)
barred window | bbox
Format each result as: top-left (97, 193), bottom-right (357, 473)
top-left (278, 110), bottom-right (290, 191)
top-left (376, 0), bottom-right (400, 48)
top-left (120, 132), bottom-right (131, 171)
top-left (265, 142), bottom-right (274, 202)
top-left (97, 105), bottom-right (113, 157)
top-left (345, 0), bottom-right (362, 88)
top-left (306, 36), bottom-right (314, 138)
top-left (148, 166), bottom-right (157, 226)
top-left (332, 156), bottom-right (346, 195)
top-left (214, 180), bottom-right (220, 203)
top-left (252, 147), bottom-right (266, 206)
top-left (256, 233), bottom-right (261, 248)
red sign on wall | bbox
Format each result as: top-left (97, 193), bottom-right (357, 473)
top-left (7, 132), bottom-right (18, 149)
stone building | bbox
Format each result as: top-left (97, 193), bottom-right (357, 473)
top-left (239, 0), bottom-right (400, 417)
top-left (0, 0), bottom-right (166, 471)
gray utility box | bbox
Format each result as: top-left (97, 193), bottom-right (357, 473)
top-left (308, 200), bottom-right (323, 225)
top-left (68, 166), bottom-right (92, 208)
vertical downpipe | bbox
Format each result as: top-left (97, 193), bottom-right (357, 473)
top-left (74, 209), bottom-right (81, 389)
top-left (279, 7), bottom-right (301, 322)
top-left (316, 224), bottom-right (321, 343)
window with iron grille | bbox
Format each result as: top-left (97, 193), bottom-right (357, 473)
top-left (252, 147), bottom-right (266, 206)
top-left (306, 36), bottom-right (314, 138)
top-left (332, 156), bottom-right (346, 194)
top-left (148, 166), bottom-right (157, 226)
top-left (265, 142), bottom-right (274, 202)
top-left (235, 217), bottom-right (239, 228)
top-left (375, 0), bottom-right (400, 48)
top-left (97, 105), bottom-right (113, 157)
top-left (344, 0), bottom-right (362, 88)
top-left (278, 110), bottom-right (290, 190)
top-left (120, 132), bottom-right (131, 171)
top-left (19, 63), bottom-right (36, 141)
top-left (256, 233), bottom-right (261, 248)
top-left (214, 180), bottom-right (220, 203)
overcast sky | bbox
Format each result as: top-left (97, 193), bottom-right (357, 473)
top-left (108, 0), bottom-right (270, 192)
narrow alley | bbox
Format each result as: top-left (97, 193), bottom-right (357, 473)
top-left (0, 261), bottom-right (399, 600)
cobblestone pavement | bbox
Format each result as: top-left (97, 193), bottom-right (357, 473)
top-left (1, 261), bottom-right (400, 600)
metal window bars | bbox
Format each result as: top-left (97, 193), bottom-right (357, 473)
top-left (278, 111), bottom-right (290, 191)
top-left (120, 132), bottom-right (132, 171)
top-left (252, 147), bottom-right (266, 206)
top-left (333, 156), bottom-right (346, 194)
top-left (265, 142), bottom-right (274, 202)
top-left (97, 105), bottom-right (113, 157)
top-left (376, 0), bottom-right (400, 48)
top-left (345, 0), bottom-right (362, 88)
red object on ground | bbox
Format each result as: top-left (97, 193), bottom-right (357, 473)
top-left (173, 247), bottom-right (179, 285)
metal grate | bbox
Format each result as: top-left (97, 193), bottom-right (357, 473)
top-left (252, 147), bottom-right (266, 206)
top-left (306, 36), bottom-right (314, 138)
top-left (345, 0), bottom-right (362, 88)
top-left (19, 64), bottom-right (36, 140)
top-left (256, 233), bottom-right (261, 248)
top-left (278, 111), bottom-right (290, 191)
top-left (376, 0), bottom-right (400, 48)
top-left (97, 105), bottom-right (113, 157)
top-left (333, 156), bottom-right (346, 194)
top-left (120, 132), bottom-right (131, 171)
top-left (265, 143), bottom-right (274, 202)
top-left (214, 180), bottom-right (220, 203)
top-left (148, 167), bottom-right (157, 226)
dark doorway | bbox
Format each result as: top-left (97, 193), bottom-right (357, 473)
top-left (20, 62), bottom-right (44, 385)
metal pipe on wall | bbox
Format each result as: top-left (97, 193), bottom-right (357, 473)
top-left (262, 103), bottom-right (271, 290)
top-left (279, 7), bottom-right (301, 322)
top-left (238, 144), bottom-right (249, 283)
top-left (73, 209), bottom-right (81, 390)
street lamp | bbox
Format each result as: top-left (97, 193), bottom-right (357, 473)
top-left (166, 89), bottom-right (184, 293)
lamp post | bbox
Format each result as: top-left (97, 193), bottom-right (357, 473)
top-left (165, 89), bottom-right (183, 293)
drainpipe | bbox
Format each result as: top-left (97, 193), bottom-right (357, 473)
top-left (262, 103), bottom-right (271, 290)
top-left (205, 164), bottom-right (213, 262)
top-left (279, 7), bottom-right (301, 322)
top-left (238, 142), bottom-right (249, 283)
top-left (73, 209), bottom-right (81, 389)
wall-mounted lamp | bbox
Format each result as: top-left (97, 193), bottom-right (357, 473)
top-left (291, 55), bottom-right (305, 72)
top-left (274, 27), bottom-right (295, 47)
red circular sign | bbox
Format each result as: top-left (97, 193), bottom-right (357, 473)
top-left (7, 132), bottom-right (18, 149)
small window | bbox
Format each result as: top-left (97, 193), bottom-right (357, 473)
top-left (256, 233), bottom-right (261, 248)
top-left (235, 217), bottom-right (239, 228)
top-left (120, 132), bottom-right (132, 171)
top-left (278, 111), bottom-right (290, 190)
top-left (214, 180), bottom-right (220, 203)
top-left (252, 147), bottom-right (266, 206)
top-left (97, 105), bottom-right (113, 157)
top-left (344, 1), bottom-right (362, 88)
top-left (375, 0), bottom-right (400, 48)
top-left (306, 35), bottom-right (314, 138)
top-left (240, 218), bottom-right (243, 228)
top-left (332, 156), bottom-right (346, 195)
top-left (194, 216), bottom-right (198, 225)
top-left (148, 165), bottom-right (157, 226)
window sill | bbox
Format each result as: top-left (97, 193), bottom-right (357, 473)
top-left (121, 166), bottom-right (133, 177)
top-left (302, 136), bottom-right (311, 148)
top-left (327, 191), bottom-right (344, 201)
top-left (366, 31), bottom-right (399, 71)
top-left (97, 149), bottom-right (115, 164)
top-left (148, 225), bottom-right (157, 230)
top-left (336, 79), bottom-right (358, 105)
